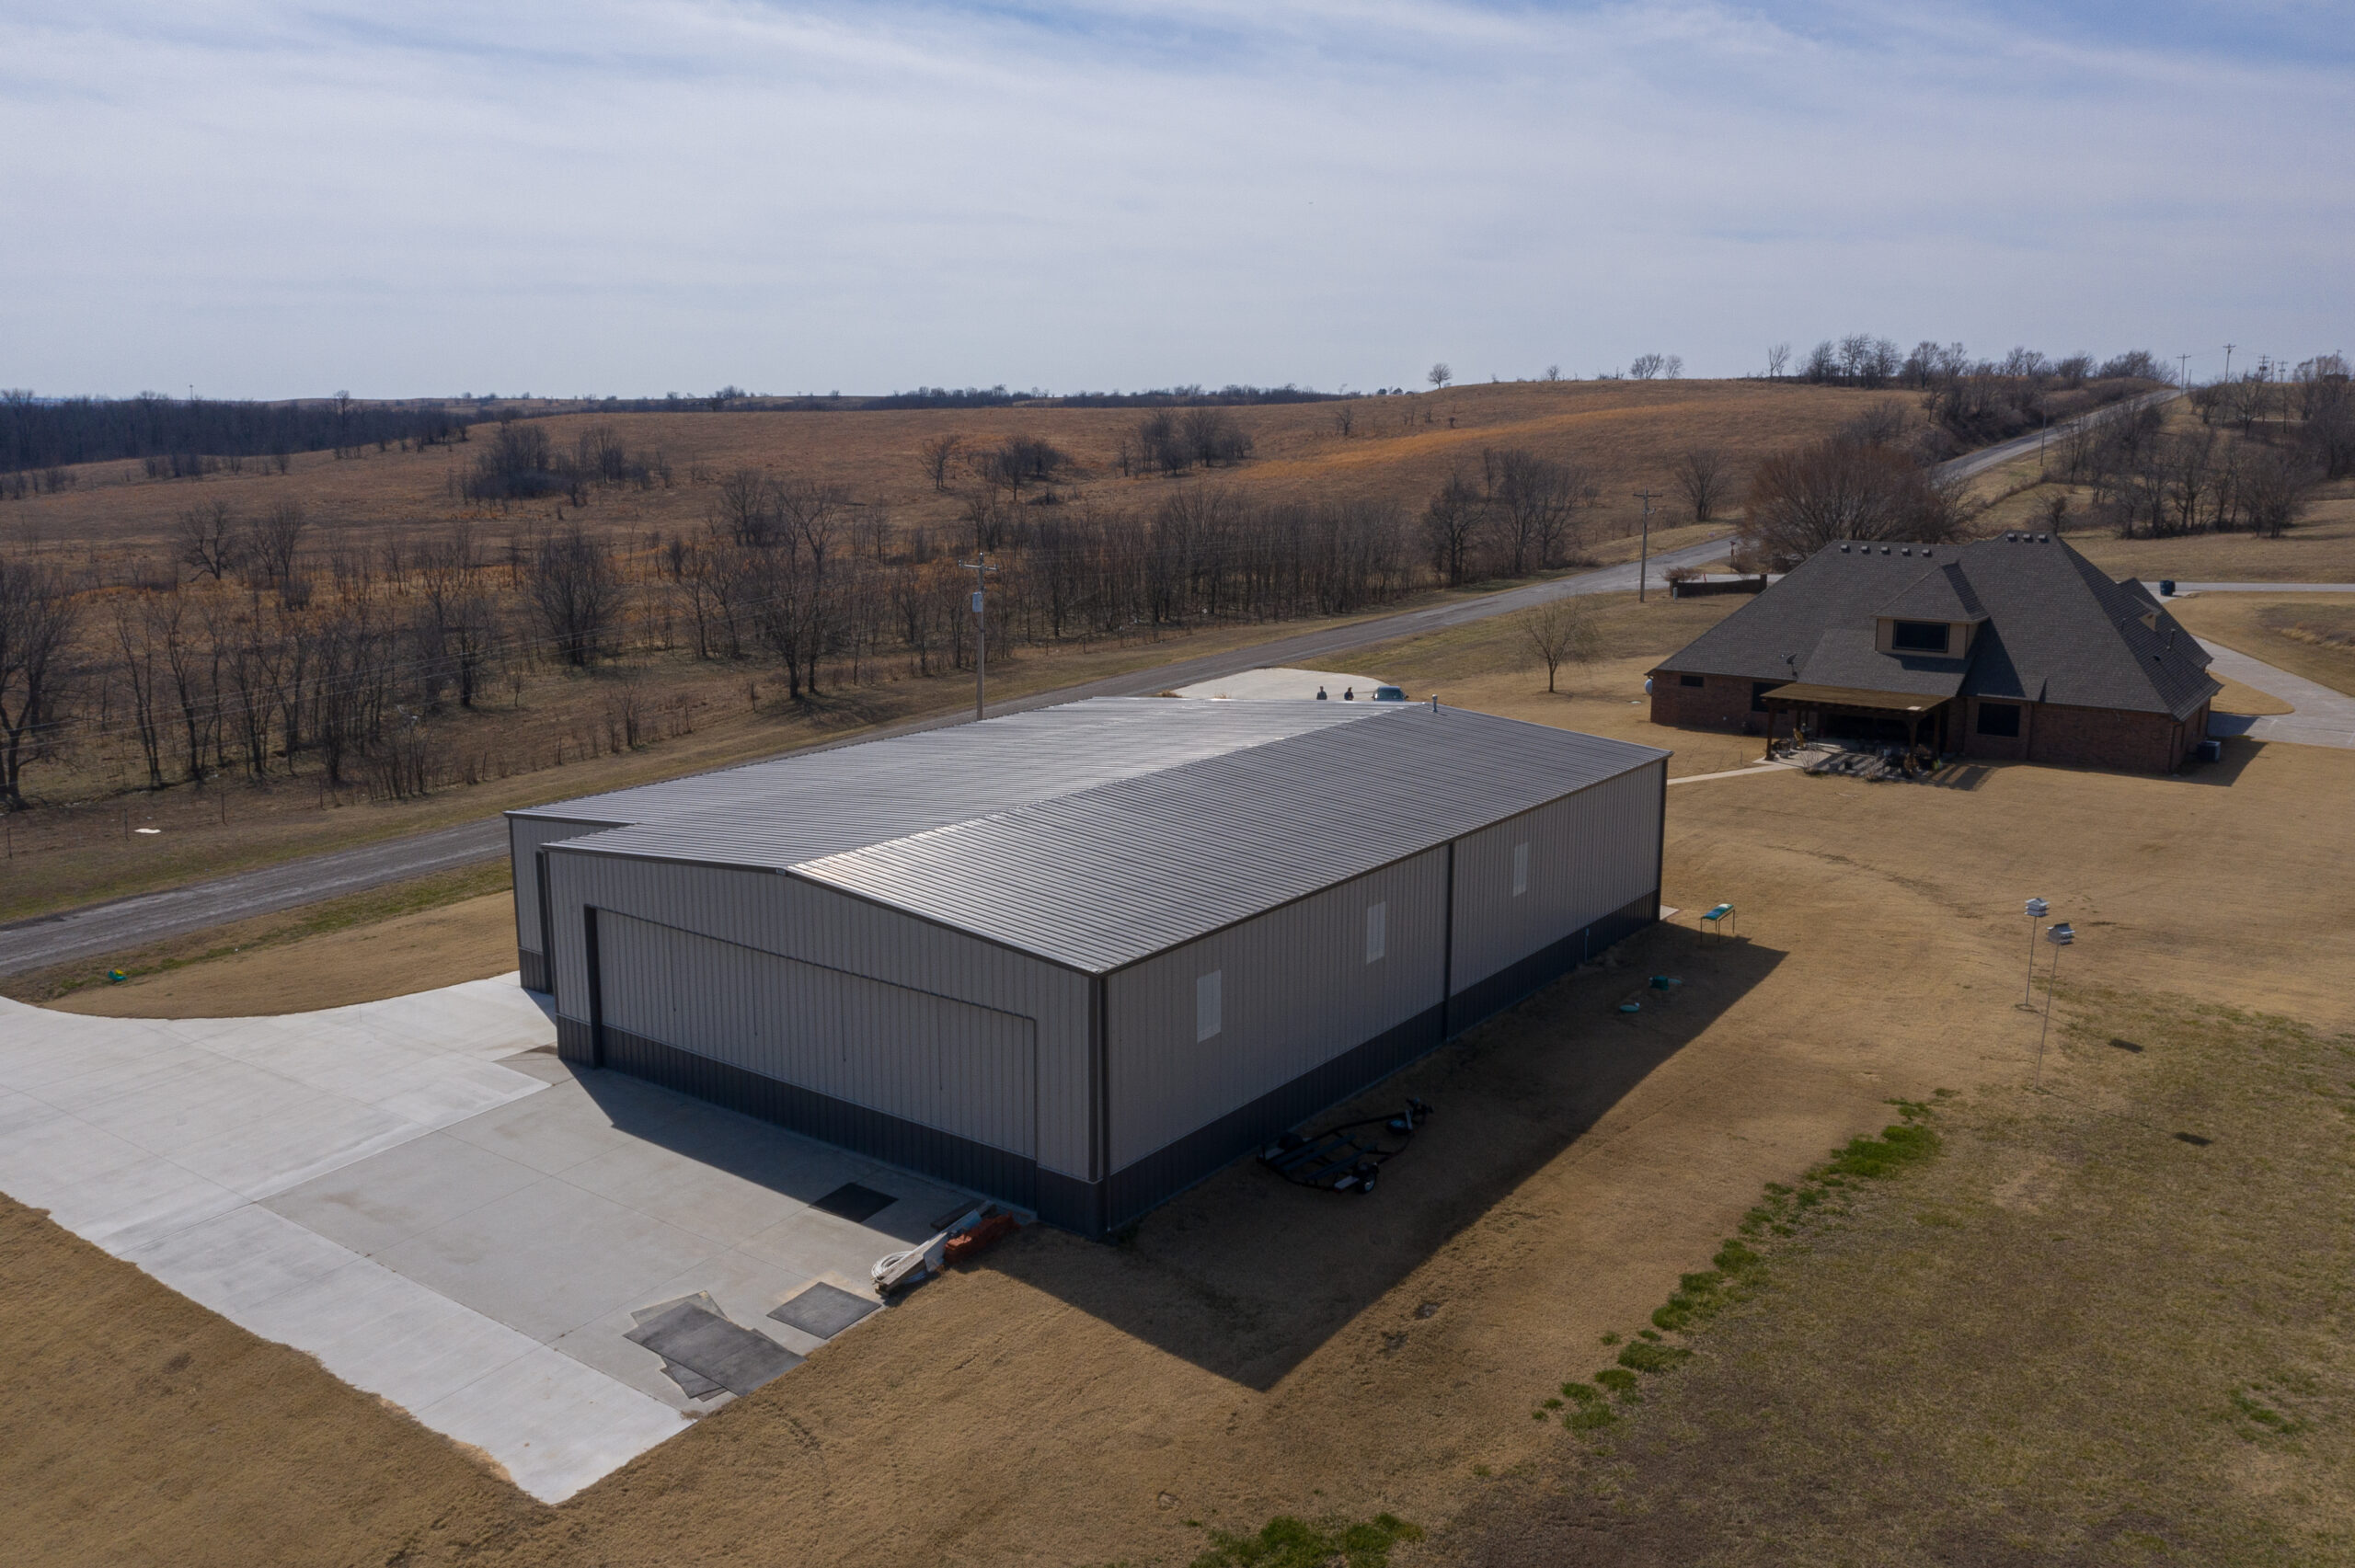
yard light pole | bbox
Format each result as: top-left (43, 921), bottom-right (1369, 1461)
top-left (2023, 898), bottom-right (2048, 1006)
top-left (2034, 921), bottom-right (2074, 1088)
top-left (960, 554), bottom-right (998, 722)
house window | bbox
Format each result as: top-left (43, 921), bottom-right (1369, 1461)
top-left (1196, 971), bottom-right (1223, 1041)
top-left (1679, 674), bottom-right (1705, 688)
top-left (1976, 702), bottom-right (2022, 738)
top-left (1891, 620), bottom-right (1948, 653)
top-left (1365, 902), bottom-right (1386, 964)
top-left (1751, 681), bottom-right (1776, 713)
top-left (1511, 842), bottom-right (1530, 897)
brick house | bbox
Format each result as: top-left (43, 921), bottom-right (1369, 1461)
top-left (1647, 532), bottom-right (2220, 774)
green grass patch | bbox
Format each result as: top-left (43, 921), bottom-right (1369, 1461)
top-left (1617, 1341), bottom-right (1694, 1375)
top-left (1594, 1368), bottom-right (1640, 1398)
top-left (1189, 1513), bottom-right (1423, 1568)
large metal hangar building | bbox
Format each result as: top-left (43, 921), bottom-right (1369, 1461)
top-left (508, 699), bottom-right (1666, 1237)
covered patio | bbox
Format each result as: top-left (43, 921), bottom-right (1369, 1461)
top-left (1760, 682), bottom-right (1954, 758)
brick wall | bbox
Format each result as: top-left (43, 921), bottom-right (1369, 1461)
top-left (1648, 671), bottom-right (1765, 734)
top-left (1660, 679), bottom-right (2200, 774)
top-left (2027, 703), bottom-right (2186, 773)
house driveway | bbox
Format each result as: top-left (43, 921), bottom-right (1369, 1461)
top-left (0, 977), bottom-right (964, 1501)
top-left (2200, 642), bottom-right (2355, 750)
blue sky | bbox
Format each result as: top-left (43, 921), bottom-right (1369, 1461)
top-left (1, 1), bottom-right (2347, 397)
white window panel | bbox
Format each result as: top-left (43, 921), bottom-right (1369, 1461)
top-left (1511, 841), bottom-right (1530, 897)
top-left (1365, 902), bottom-right (1387, 964)
top-left (1196, 969), bottom-right (1223, 1041)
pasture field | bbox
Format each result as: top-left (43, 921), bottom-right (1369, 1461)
top-left (12, 380), bottom-right (1901, 560)
top-left (2166, 590), bottom-right (2355, 699)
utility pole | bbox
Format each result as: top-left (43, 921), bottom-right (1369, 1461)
top-left (1632, 490), bottom-right (1659, 602)
top-left (959, 554), bottom-right (998, 721)
top-left (2223, 343), bottom-right (2235, 381)
top-left (2177, 352), bottom-right (2189, 388)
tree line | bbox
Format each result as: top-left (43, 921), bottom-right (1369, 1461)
top-left (0, 472), bottom-right (1438, 807)
top-left (2051, 358), bottom-right (2348, 539)
top-left (0, 390), bottom-right (479, 477)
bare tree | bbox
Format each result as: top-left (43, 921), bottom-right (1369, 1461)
top-left (1628, 353), bottom-right (1666, 381)
top-left (1544, 364), bottom-right (1563, 382)
top-left (1521, 596), bottom-right (1602, 694)
top-left (1420, 470), bottom-right (1485, 587)
top-left (716, 467), bottom-right (775, 547)
top-left (416, 524), bottom-right (500, 706)
top-left (527, 526), bottom-right (621, 667)
top-left (1484, 449), bottom-right (1589, 576)
top-left (110, 595), bottom-right (167, 788)
top-left (0, 555), bottom-right (79, 808)
top-left (1428, 362), bottom-right (1453, 391)
top-left (1333, 405), bottom-right (1355, 438)
top-left (1740, 430), bottom-right (1966, 563)
top-left (177, 501), bottom-right (242, 580)
top-left (243, 500), bottom-right (308, 591)
top-left (2240, 447), bottom-right (2315, 538)
top-left (1765, 342), bottom-right (1791, 380)
top-left (918, 433), bottom-right (964, 493)
top-left (1673, 448), bottom-right (1729, 522)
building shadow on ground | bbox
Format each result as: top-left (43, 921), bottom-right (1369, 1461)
top-left (559, 1060), bottom-right (960, 1248)
top-left (2177, 735), bottom-right (2264, 786)
top-left (986, 921), bottom-right (1784, 1390)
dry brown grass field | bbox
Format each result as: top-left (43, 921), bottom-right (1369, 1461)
top-left (13, 380), bottom-right (1903, 559)
top-left (2166, 590), bottom-right (2355, 698)
top-left (6, 589), bottom-right (2349, 1567)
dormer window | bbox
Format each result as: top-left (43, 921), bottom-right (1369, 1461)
top-left (1890, 620), bottom-right (1949, 652)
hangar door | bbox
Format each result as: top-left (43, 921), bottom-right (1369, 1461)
top-left (593, 911), bottom-right (1038, 1162)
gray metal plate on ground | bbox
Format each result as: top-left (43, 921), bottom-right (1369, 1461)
top-left (770, 1281), bottom-right (881, 1340)
top-left (625, 1299), bottom-right (802, 1397)
top-left (631, 1294), bottom-right (728, 1400)
top-left (812, 1181), bottom-right (898, 1223)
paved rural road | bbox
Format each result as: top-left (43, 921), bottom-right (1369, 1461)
top-left (0, 393), bottom-right (2219, 979)
top-left (0, 537), bottom-right (1730, 978)
top-left (2142, 581), bottom-right (2355, 595)
top-left (1936, 385), bottom-right (2183, 485)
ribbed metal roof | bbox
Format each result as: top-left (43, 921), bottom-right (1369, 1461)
top-left (511, 698), bottom-right (1393, 844)
top-left (545, 699), bottom-right (1665, 973)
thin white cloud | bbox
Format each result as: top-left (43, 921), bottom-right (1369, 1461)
top-left (0, 0), bottom-right (2345, 395)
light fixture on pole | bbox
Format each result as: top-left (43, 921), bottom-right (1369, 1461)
top-left (959, 554), bottom-right (998, 722)
top-left (2034, 921), bottom-right (2074, 1088)
top-left (2022, 898), bottom-right (2048, 1006)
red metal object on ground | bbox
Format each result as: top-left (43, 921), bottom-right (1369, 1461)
top-left (944, 1212), bottom-right (1019, 1265)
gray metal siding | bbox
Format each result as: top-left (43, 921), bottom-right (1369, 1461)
top-left (543, 850), bottom-right (1096, 1180)
top-left (1448, 761), bottom-right (1666, 994)
top-left (508, 815), bottom-right (619, 956)
top-left (1103, 849), bottom-right (1449, 1170)
top-left (596, 911), bottom-right (1038, 1158)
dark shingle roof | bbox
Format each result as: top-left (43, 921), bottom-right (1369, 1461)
top-left (1878, 561), bottom-right (1986, 623)
top-left (1795, 629), bottom-right (1968, 697)
top-left (1653, 536), bottom-right (2216, 719)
